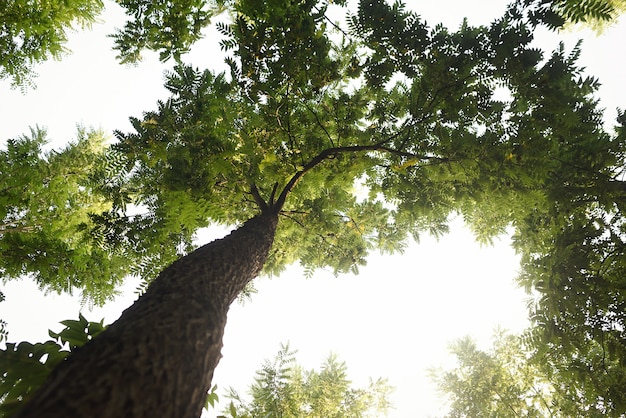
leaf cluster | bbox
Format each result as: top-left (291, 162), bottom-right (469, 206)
top-left (110, 0), bottom-right (230, 63)
top-left (226, 0), bottom-right (342, 99)
top-left (347, 0), bottom-right (428, 87)
top-left (0, 314), bottom-right (106, 417)
top-left (0, 0), bottom-right (104, 87)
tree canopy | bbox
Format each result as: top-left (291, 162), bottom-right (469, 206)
top-left (3, 0), bottom-right (625, 88)
top-left (106, 0), bottom-right (625, 281)
top-left (0, 0), bottom-right (229, 87)
top-left (101, 0), bottom-right (626, 409)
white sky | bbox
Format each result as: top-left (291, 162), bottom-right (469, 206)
top-left (1, 1), bottom-right (625, 417)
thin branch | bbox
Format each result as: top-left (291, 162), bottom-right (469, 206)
top-left (279, 210), bottom-right (311, 215)
top-left (269, 182), bottom-right (279, 206)
top-left (377, 145), bottom-right (448, 161)
top-left (279, 211), bottom-right (307, 229)
top-left (314, 4), bottom-right (351, 38)
top-left (529, 381), bottom-right (555, 417)
top-left (285, 84), bottom-right (300, 164)
top-left (492, 389), bottom-right (522, 418)
top-left (303, 100), bottom-right (335, 147)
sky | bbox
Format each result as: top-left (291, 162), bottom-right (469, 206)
top-left (1, 1), bottom-right (625, 417)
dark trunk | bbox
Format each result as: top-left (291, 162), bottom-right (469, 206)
top-left (14, 212), bottom-right (278, 418)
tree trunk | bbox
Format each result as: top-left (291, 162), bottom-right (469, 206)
top-left (14, 212), bottom-right (279, 418)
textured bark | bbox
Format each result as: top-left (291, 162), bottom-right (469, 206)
top-left (14, 212), bottom-right (278, 418)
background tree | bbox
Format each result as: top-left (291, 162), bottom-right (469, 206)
top-left (7, 0), bottom-right (626, 416)
top-left (432, 331), bottom-right (614, 417)
top-left (224, 343), bottom-right (392, 418)
top-left (434, 332), bottom-right (553, 417)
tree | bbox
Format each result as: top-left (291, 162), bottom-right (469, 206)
top-left (0, 0), bottom-right (104, 87)
top-left (223, 343), bottom-right (392, 417)
top-left (433, 332), bottom-right (553, 417)
top-left (9, 0), bottom-right (626, 417)
top-left (432, 331), bottom-right (616, 417)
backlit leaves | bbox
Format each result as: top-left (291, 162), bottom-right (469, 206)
top-left (0, 0), bottom-right (104, 87)
top-left (0, 128), bottom-right (129, 304)
top-left (111, 0), bottom-right (230, 63)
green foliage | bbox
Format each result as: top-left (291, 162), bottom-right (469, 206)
top-left (434, 332), bottom-right (555, 417)
top-left (205, 384), bottom-right (220, 410)
top-left (347, 0), bottom-right (428, 87)
top-left (0, 0), bottom-right (104, 87)
top-left (111, 0), bottom-right (230, 63)
top-left (502, 99), bottom-right (626, 412)
top-left (222, 343), bottom-right (393, 417)
top-left (515, 203), bottom-right (626, 413)
top-left (228, 0), bottom-right (342, 98)
top-left (0, 128), bottom-right (129, 304)
top-left (512, 0), bottom-right (626, 30)
top-left (48, 313), bottom-right (107, 350)
top-left (0, 314), bottom-right (106, 417)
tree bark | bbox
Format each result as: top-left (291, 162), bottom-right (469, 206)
top-left (14, 212), bottom-right (279, 418)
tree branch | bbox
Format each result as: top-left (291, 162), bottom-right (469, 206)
top-left (273, 139), bottom-right (449, 212)
top-left (0, 223), bottom-right (37, 234)
top-left (250, 184), bottom-right (269, 213)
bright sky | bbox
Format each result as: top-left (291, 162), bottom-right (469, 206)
top-left (1, 1), bottom-right (625, 417)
